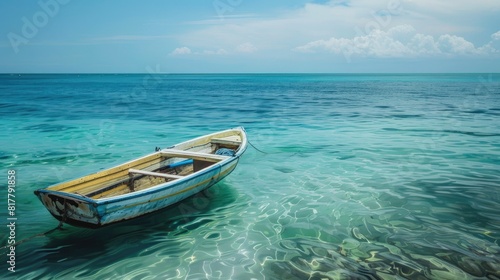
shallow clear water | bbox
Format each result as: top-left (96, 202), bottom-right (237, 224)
top-left (1, 73), bottom-right (500, 279)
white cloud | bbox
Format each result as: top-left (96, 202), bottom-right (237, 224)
top-left (492, 31), bottom-right (500, 41)
top-left (407, 34), bottom-right (440, 55)
top-left (236, 43), bottom-right (257, 53)
top-left (437, 35), bottom-right (478, 55)
top-left (170, 47), bottom-right (192, 55)
top-left (295, 25), bottom-right (499, 59)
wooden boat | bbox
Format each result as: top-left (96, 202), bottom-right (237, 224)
top-left (34, 127), bottom-right (247, 228)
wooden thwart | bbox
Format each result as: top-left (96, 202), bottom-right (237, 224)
top-left (211, 137), bottom-right (241, 146)
top-left (129, 169), bottom-right (184, 179)
top-left (160, 149), bottom-right (230, 162)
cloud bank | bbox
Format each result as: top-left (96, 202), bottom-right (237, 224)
top-left (295, 25), bottom-right (500, 59)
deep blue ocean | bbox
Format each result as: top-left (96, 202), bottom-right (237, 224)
top-left (1, 73), bottom-right (499, 279)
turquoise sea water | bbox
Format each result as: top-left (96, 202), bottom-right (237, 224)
top-left (1, 73), bottom-right (500, 279)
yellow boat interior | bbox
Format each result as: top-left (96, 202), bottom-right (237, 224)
top-left (47, 135), bottom-right (242, 199)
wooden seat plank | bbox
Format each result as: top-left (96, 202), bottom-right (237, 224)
top-left (211, 137), bottom-right (241, 146)
top-left (160, 149), bottom-right (229, 162)
top-left (129, 169), bottom-right (183, 179)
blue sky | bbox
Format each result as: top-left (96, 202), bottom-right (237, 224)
top-left (1, 0), bottom-right (499, 73)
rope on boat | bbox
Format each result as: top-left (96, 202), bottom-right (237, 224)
top-left (248, 140), bottom-right (268, 154)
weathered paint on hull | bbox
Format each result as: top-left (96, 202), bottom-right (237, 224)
top-left (35, 158), bottom-right (240, 228)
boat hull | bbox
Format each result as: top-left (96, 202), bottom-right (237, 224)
top-left (34, 127), bottom-right (246, 228)
top-left (35, 157), bottom-right (239, 228)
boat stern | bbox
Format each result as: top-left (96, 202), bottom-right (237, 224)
top-left (34, 189), bottom-right (102, 228)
